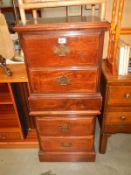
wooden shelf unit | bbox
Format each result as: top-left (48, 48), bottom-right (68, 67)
top-left (0, 64), bottom-right (38, 148)
top-left (0, 104), bottom-right (19, 128)
top-left (0, 82), bottom-right (24, 139)
top-left (107, 0), bottom-right (131, 75)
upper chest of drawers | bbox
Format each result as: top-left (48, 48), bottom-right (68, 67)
top-left (21, 30), bottom-right (102, 94)
top-left (16, 17), bottom-right (109, 95)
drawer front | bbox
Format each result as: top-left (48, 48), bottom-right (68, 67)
top-left (104, 125), bottom-right (131, 133)
top-left (29, 94), bottom-right (102, 112)
top-left (40, 136), bottom-right (94, 152)
top-left (29, 69), bottom-right (98, 93)
top-left (36, 116), bottom-right (95, 136)
top-left (108, 86), bottom-right (131, 106)
top-left (105, 112), bottom-right (131, 125)
top-left (22, 31), bottom-right (99, 67)
top-left (0, 132), bottom-right (21, 141)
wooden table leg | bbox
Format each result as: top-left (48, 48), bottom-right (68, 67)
top-left (99, 133), bottom-right (110, 154)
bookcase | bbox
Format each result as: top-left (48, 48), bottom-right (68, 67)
top-left (0, 64), bottom-right (26, 142)
top-left (0, 64), bottom-right (38, 148)
top-left (107, 0), bottom-right (131, 75)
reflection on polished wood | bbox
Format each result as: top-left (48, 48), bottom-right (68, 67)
top-left (0, 64), bottom-right (28, 83)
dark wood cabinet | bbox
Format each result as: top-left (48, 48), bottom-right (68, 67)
top-left (99, 61), bottom-right (131, 153)
top-left (16, 16), bottom-right (109, 162)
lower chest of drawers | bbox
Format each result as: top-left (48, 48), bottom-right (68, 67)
top-left (35, 115), bottom-right (96, 162)
top-left (30, 93), bottom-right (101, 161)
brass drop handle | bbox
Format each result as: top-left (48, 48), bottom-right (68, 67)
top-left (56, 75), bottom-right (71, 86)
top-left (62, 142), bottom-right (72, 147)
top-left (58, 123), bottom-right (70, 131)
top-left (0, 135), bottom-right (6, 140)
top-left (53, 44), bottom-right (70, 57)
top-left (120, 116), bottom-right (127, 120)
top-left (124, 93), bottom-right (131, 99)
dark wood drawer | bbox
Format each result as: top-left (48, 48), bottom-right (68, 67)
top-left (29, 68), bottom-right (98, 93)
top-left (22, 31), bottom-right (99, 67)
top-left (0, 132), bottom-right (21, 141)
top-left (108, 86), bottom-right (131, 106)
top-left (29, 94), bottom-right (102, 112)
top-left (105, 112), bottom-right (131, 125)
top-left (40, 136), bottom-right (94, 152)
top-left (36, 116), bottom-right (95, 136)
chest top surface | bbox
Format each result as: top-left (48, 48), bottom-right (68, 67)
top-left (15, 16), bottom-right (110, 32)
top-left (102, 60), bottom-right (131, 84)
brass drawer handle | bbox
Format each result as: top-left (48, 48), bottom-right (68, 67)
top-left (120, 116), bottom-right (127, 120)
top-left (54, 44), bottom-right (70, 57)
top-left (0, 135), bottom-right (6, 140)
top-left (124, 93), bottom-right (131, 99)
top-left (62, 142), bottom-right (72, 147)
top-left (56, 75), bottom-right (71, 86)
top-left (58, 123), bottom-right (70, 131)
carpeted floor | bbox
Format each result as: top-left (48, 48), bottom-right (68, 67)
top-left (0, 122), bottom-right (131, 175)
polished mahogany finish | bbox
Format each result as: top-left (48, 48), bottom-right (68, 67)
top-left (40, 136), bottom-right (94, 152)
top-left (21, 32), bottom-right (99, 67)
top-left (29, 68), bottom-right (98, 93)
top-left (36, 116), bottom-right (95, 136)
top-left (39, 151), bottom-right (96, 162)
top-left (0, 132), bottom-right (21, 141)
top-left (108, 86), bottom-right (131, 106)
top-left (15, 16), bottom-right (109, 161)
top-left (99, 61), bottom-right (131, 153)
top-left (29, 94), bottom-right (102, 112)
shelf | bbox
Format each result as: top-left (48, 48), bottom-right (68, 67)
top-left (0, 63), bottom-right (36, 147)
top-left (0, 129), bottom-right (38, 148)
top-left (0, 104), bottom-right (19, 128)
top-left (0, 83), bottom-right (12, 104)
top-left (107, 0), bottom-right (131, 74)
top-left (112, 27), bottom-right (131, 35)
top-left (0, 93), bottom-right (12, 104)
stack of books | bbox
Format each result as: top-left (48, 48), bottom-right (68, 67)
top-left (117, 40), bottom-right (131, 75)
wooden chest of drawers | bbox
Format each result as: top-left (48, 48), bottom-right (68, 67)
top-left (99, 61), bottom-right (131, 153)
top-left (16, 16), bottom-right (109, 161)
